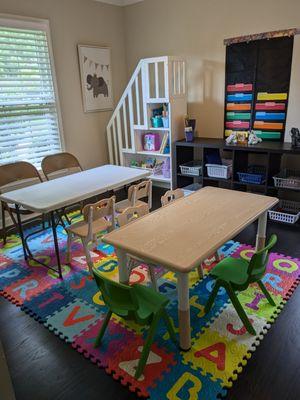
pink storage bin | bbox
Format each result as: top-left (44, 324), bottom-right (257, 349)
top-left (143, 133), bottom-right (161, 151)
top-left (225, 121), bottom-right (250, 129)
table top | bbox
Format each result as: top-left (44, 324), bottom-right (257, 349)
top-left (0, 165), bottom-right (150, 213)
top-left (103, 186), bottom-right (278, 273)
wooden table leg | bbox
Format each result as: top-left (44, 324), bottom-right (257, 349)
top-left (177, 272), bottom-right (191, 350)
top-left (256, 211), bottom-right (267, 251)
top-left (115, 248), bottom-right (129, 284)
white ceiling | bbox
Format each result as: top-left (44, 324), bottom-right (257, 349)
top-left (94, 0), bottom-right (144, 6)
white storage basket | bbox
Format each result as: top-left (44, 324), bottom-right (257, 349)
top-left (180, 161), bottom-right (202, 177)
top-left (206, 159), bottom-right (232, 179)
top-left (273, 169), bottom-right (300, 190)
top-left (268, 199), bottom-right (300, 224)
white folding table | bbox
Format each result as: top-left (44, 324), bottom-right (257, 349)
top-left (0, 165), bottom-right (150, 278)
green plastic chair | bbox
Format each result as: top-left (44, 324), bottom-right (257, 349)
top-left (205, 234), bottom-right (277, 335)
top-left (92, 269), bottom-right (177, 379)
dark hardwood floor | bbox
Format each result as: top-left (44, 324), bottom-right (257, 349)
top-left (0, 187), bottom-right (300, 400)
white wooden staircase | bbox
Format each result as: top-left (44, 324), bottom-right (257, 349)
top-left (106, 56), bottom-right (187, 187)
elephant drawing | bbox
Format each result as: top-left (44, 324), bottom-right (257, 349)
top-left (86, 74), bottom-right (109, 98)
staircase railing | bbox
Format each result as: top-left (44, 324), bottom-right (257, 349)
top-left (106, 56), bottom-right (186, 166)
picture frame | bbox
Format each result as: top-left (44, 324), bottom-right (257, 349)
top-left (78, 44), bottom-right (113, 112)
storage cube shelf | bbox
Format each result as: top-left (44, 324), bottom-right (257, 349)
top-left (175, 138), bottom-right (300, 227)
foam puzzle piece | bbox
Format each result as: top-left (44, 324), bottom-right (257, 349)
top-left (183, 328), bottom-right (248, 386)
top-left (106, 338), bottom-right (176, 398)
top-left (0, 254), bottom-right (15, 271)
top-left (63, 272), bottom-right (102, 306)
top-left (1, 271), bottom-right (57, 306)
top-left (0, 234), bottom-right (21, 255)
top-left (206, 303), bottom-right (269, 347)
top-left (72, 317), bottom-right (137, 368)
top-left (237, 285), bottom-right (283, 321)
top-left (0, 262), bottom-right (31, 288)
top-left (20, 247), bottom-right (85, 280)
top-left (44, 299), bottom-right (103, 343)
top-left (149, 354), bottom-right (226, 400)
top-left (22, 285), bottom-right (75, 322)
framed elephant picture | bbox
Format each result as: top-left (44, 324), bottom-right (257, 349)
top-left (78, 45), bottom-right (113, 112)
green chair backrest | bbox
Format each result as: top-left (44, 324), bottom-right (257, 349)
top-left (93, 269), bottom-right (138, 316)
top-left (247, 234), bottom-right (277, 280)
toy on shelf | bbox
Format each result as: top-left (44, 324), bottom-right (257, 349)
top-left (141, 157), bottom-right (156, 169)
top-left (162, 158), bottom-right (170, 178)
top-left (184, 115), bottom-right (196, 142)
top-left (225, 131), bottom-right (238, 145)
top-left (162, 105), bottom-right (169, 128)
top-left (291, 127), bottom-right (300, 148)
top-left (151, 104), bottom-right (169, 128)
top-left (143, 133), bottom-right (161, 151)
top-left (248, 130), bottom-right (262, 145)
top-left (129, 158), bottom-right (165, 177)
top-left (236, 131), bottom-right (248, 144)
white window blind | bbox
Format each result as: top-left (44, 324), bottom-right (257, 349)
top-left (0, 21), bottom-right (63, 167)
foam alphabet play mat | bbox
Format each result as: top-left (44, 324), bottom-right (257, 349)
top-left (1, 222), bottom-right (299, 399)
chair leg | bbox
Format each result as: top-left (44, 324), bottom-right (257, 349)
top-left (127, 258), bottom-right (136, 273)
top-left (94, 310), bottom-right (112, 348)
top-left (148, 266), bottom-right (158, 291)
top-left (92, 234), bottom-right (98, 249)
top-left (205, 280), bottom-right (222, 314)
top-left (82, 238), bottom-right (94, 274)
top-left (225, 284), bottom-right (256, 335)
top-left (257, 280), bottom-right (276, 306)
top-left (162, 309), bottom-right (177, 344)
top-left (66, 232), bottom-right (73, 264)
top-left (1, 202), bottom-right (7, 245)
top-left (197, 263), bottom-right (204, 279)
top-left (214, 250), bottom-right (221, 262)
top-left (135, 313), bottom-right (161, 379)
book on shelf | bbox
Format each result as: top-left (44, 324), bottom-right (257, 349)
top-left (159, 133), bottom-right (170, 154)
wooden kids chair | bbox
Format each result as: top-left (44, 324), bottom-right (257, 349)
top-left (205, 234), bottom-right (277, 335)
top-left (115, 180), bottom-right (152, 213)
top-left (161, 188), bottom-right (184, 206)
top-left (116, 204), bottom-right (161, 290)
top-left (92, 269), bottom-right (177, 379)
top-left (66, 196), bottom-right (116, 273)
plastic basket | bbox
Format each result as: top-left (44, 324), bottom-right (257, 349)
top-left (237, 165), bottom-right (266, 185)
top-left (268, 199), bottom-right (300, 224)
top-left (206, 159), bottom-right (232, 179)
top-left (182, 183), bottom-right (202, 197)
top-left (180, 161), bottom-right (202, 176)
top-left (273, 169), bottom-right (300, 190)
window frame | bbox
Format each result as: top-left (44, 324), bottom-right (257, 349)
top-left (0, 13), bottom-right (65, 164)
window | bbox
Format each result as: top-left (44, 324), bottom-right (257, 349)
top-left (0, 16), bottom-right (63, 167)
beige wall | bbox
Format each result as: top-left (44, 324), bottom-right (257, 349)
top-left (0, 0), bottom-right (127, 169)
top-left (124, 0), bottom-right (300, 141)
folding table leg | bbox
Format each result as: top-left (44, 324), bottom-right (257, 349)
top-left (50, 211), bottom-right (63, 279)
top-left (15, 204), bottom-right (28, 261)
top-left (256, 211), bottom-right (267, 251)
top-left (115, 248), bottom-right (129, 284)
top-left (177, 272), bottom-right (191, 350)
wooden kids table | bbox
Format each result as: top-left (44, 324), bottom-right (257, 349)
top-left (102, 186), bottom-right (278, 350)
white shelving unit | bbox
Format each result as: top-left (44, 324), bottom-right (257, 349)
top-left (106, 56), bottom-right (187, 188)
